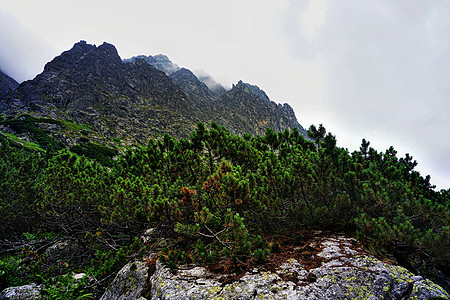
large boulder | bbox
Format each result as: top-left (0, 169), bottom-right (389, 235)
top-left (0, 283), bottom-right (43, 300)
top-left (44, 239), bottom-right (84, 264)
top-left (149, 235), bottom-right (450, 299)
top-left (99, 259), bottom-right (154, 300)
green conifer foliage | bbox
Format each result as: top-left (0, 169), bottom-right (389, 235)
top-left (0, 138), bottom-right (44, 235)
top-left (0, 121), bottom-right (448, 293)
top-left (36, 150), bottom-right (108, 239)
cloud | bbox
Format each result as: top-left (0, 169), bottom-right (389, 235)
top-left (0, 9), bottom-right (55, 82)
top-left (0, 0), bottom-right (448, 188)
top-left (298, 0), bottom-right (328, 38)
top-left (280, 0), bottom-right (450, 188)
top-left (193, 69), bottom-right (228, 91)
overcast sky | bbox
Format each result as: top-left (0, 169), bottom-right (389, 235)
top-left (0, 0), bottom-right (449, 189)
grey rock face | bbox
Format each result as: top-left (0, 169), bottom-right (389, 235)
top-left (0, 283), bottom-right (43, 300)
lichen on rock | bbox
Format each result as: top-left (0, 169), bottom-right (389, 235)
top-left (0, 283), bottom-right (43, 300)
top-left (99, 260), bottom-right (152, 300)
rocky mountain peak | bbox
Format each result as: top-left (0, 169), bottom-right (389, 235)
top-left (123, 54), bottom-right (180, 76)
top-left (231, 80), bottom-right (271, 103)
top-left (43, 41), bottom-right (121, 75)
top-left (43, 40), bottom-right (95, 73)
top-left (171, 67), bottom-right (198, 80)
top-left (170, 68), bottom-right (215, 100)
top-left (96, 42), bottom-right (122, 62)
top-left (170, 68), bottom-right (207, 89)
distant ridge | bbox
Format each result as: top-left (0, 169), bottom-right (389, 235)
top-left (0, 41), bottom-right (305, 148)
top-left (123, 55), bottom-right (228, 94)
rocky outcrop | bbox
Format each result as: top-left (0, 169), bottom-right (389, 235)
top-left (0, 283), bottom-right (43, 300)
top-left (102, 234), bottom-right (449, 299)
top-left (99, 260), bottom-right (153, 300)
top-left (216, 80), bottom-right (302, 136)
top-left (0, 70), bottom-right (18, 96)
top-left (44, 240), bottom-right (85, 265)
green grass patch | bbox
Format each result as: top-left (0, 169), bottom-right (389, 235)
top-left (62, 120), bottom-right (94, 132)
top-left (0, 132), bottom-right (43, 151)
top-left (70, 142), bottom-right (118, 167)
top-left (0, 115), bottom-right (64, 150)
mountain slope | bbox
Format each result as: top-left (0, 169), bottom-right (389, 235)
top-left (0, 41), bottom-right (305, 148)
top-left (0, 70), bottom-right (19, 96)
top-left (219, 80), bottom-right (300, 135)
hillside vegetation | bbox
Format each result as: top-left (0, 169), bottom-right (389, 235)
top-left (0, 122), bottom-right (448, 298)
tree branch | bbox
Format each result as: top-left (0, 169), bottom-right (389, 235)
top-left (198, 225), bottom-right (230, 250)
